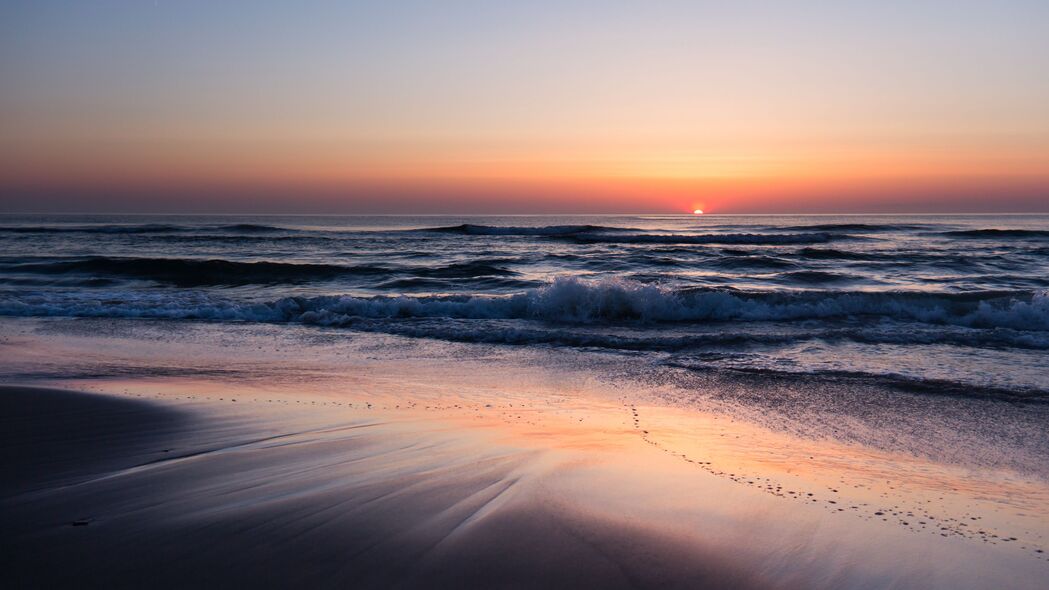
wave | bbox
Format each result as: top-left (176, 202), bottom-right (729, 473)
top-left (705, 256), bottom-right (798, 270)
top-left (9, 257), bottom-right (382, 287)
top-left (918, 274), bottom-right (1049, 288)
top-left (0, 222), bottom-right (294, 235)
top-left (665, 363), bottom-right (1049, 402)
top-left (3, 277), bottom-right (1047, 331)
top-left (940, 229), bottom-right (1049, 240)
top-left (772, 270), bottom-right (865, 284)
top-left (0, 277), bottom-right (119, 288)
top-left (152, 233), bottom-right (337, 244)
top-left (213, 223), bottom-right (286, 233)
top-left (400, 259), bottom-right (517, 278)
top-left (795, 248), bottom-right (885, 261)
top-left (778, 223), bottom-right (926, 232)
top-left (569, 233), bottom-right (843, 245)
top-left (372, 320), bottom-right (1049, 353)
top-left (793, 249), bottom-right (1012, 271)
top-left (374, 276), bottom-right (541, 290)
top-left (3, 257), bottom-right (516, 287)
top-left (0, 223), bottom-right (187, 234)
top-left (418, 223), bottom-right (628, 236)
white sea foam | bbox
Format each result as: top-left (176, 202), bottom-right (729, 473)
top-left (3, 277), bottom-right (1047, 331)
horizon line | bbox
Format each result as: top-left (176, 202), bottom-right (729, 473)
top-left (2, 211), bottom-right (1049, 217)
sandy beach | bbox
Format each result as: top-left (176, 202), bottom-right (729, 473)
top-left (6, 0), bottom-right (1049, 586)
top-left (3, 379), bottom-right (1046, 589)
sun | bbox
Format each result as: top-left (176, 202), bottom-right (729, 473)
top-left (693, 209), bottom-right (704, 215)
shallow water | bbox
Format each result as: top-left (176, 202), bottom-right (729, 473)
top-left (3, 317), bottom-right (1048, 582)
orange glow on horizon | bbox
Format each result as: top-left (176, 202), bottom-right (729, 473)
top-left (2, 134), bottom-right (1048, 213)
top-left (4, 2), bottom-right (1049, 213)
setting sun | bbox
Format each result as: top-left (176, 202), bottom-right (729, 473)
top-left (3, 3), bottom-right (1048, 588)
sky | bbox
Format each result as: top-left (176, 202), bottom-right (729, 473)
top-left (2, 0), bottom-right (1048, 214)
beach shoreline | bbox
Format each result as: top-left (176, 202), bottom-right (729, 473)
top-left (3, 383), bottom-right (1046, 589)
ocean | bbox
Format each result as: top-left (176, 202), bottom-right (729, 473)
top-left (2, 213), bottom-right (1047, 399)
top-left (5, 212), bottom-right (1049, 578)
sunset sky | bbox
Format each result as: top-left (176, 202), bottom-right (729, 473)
top-left (2, 1), bottom-right (1048, 213)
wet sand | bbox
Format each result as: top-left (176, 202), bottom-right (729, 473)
top-left (2, 384), bottom-right (1047, 589)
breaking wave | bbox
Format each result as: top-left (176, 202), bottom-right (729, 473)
top-left (3, 277), bottom-right (1047, 332)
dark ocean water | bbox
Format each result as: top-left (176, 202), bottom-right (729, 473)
top-left (2, 213), bottom-right (1048, 397)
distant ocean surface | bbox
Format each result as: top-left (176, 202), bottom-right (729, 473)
top-left (2, 214), bottom-right (1048, 397)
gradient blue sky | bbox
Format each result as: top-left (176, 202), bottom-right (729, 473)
top-left (2, 0), bottom-right (1048, 213)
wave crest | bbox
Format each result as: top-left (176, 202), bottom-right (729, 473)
top-left (3, 277), bottom-right (1047, 332)
top-left (418, 224), bottom-right (627, 236)
top-left (570, 233), bottom-right (842, 245)
top-left (940, 229), bottom-right (1049, 239)
top-left (0, 223), bottom-right (186, 234)
top-left (5, 257), bottom-right (516, 287)
top-left (214, 223), bottom-right (285, 233)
